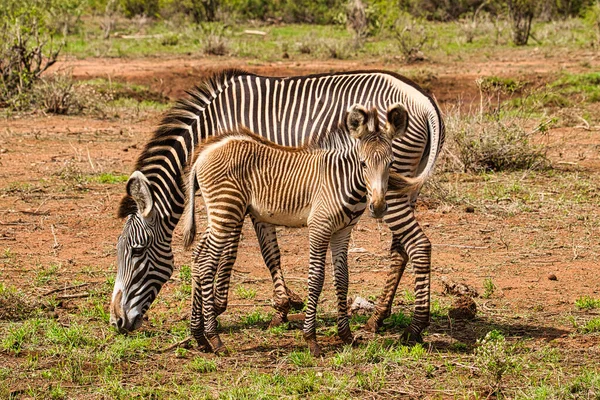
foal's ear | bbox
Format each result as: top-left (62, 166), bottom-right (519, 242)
top-left (346, 104), bottom-right (369, 139)
top-left (126, 171), bottom-right (154, 218)
top-left (385, 104), bottom-right (409, 140)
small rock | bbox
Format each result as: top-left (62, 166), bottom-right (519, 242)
top-left (441, 276), bottom-right (479, 298)
top-left (448, 295), bottom-right (477, 320)
top-left (465, 206), bottom-right (475, 213)
top-left (348, 296), bottom-right (375, 316)
top-left (548, 273), bottom-right (558, 281)
top-left (0, 148), bottom-right (7, 154)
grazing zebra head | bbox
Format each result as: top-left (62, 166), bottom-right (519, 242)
top-left (111, 171), bottom-right (175, 333)
top-left (348, 104), bottom-right (409, 218)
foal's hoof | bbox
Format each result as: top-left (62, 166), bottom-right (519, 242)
top-left (287, 289), bottom-right (305, 311)
top-left (400, 329), bottom-right (424, 344)
top-left (306, 340), bottom-right (321, 357)
top-left (193, 334), bottom-right (212, 352)
top-left (338, 328), bottom-right (354, 345)
top-left (365, 315), bottom-right (383, 333)
top-left (207, 334), bottom-right (228, 355)
top-left (268, 314), bottom-right (288, 328)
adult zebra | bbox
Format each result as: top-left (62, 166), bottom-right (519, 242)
top-left (111, 69), bottom-right (445, 342)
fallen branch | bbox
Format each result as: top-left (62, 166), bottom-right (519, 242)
top-left (158, 336), bottom-right (193, 353)
top-left (55, 292), bottom-right (90, 300)
top-left (43, 283), bottom-right (90, 296)
top-left (432, 243), bottom-right (489, 249)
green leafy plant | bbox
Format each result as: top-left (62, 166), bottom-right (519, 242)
top-left (483, 278), bottom-right (496, 299)
top-left (474, 330), bottom-right (520, 392)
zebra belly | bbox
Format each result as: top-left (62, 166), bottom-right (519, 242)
top-left (247, 205), bottom-right (311, 228)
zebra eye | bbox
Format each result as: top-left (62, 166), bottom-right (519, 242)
top-left (360, 160), bottom-right (367, 168)
top-left (131, 245), bottom-right (145, 257)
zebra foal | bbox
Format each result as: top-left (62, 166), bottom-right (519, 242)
top-left (182, 104), bottom-right (412, 356)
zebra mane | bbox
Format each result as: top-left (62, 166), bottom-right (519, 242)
top-left (118, 68), bottom-right (249, 218)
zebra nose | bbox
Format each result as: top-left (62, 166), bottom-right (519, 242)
top-left (370, 202), bottom-right (388, 218)
top-left (116, 317), bottom-right (125, 329)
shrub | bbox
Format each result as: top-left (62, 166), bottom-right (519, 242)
top-left (474, 330), bottom-right (520, 392)
top-left (584, 1), bottom-right (600, 47)
top-left (507, 0), bottom-right (538, 45)
top-left (0, 0), bottom-right (64, 108)
top-left (392, 13), bottom-right (429, 62)
top-left (442, 108), bottom-right (550, 173)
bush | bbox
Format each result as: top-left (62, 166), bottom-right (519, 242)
top-left (0, 0), bottom-right (64, 108)
top-left (392, 13), bottom-right (429, 62)
top-left (442, 108), bottom-right (550, 173)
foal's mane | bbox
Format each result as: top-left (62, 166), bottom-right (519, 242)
top-left (193, 123), bottom-right (356, 164)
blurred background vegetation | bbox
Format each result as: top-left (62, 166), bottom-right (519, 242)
top-left (1, 0), bottom-right (600, 110)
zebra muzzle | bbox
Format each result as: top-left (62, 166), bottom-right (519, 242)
top-left (369, 202), bottom-right (388, 219)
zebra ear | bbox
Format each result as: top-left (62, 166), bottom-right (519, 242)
top-left (346, 104), bottom-right (369, 139)
top-left (386, 104), bottom-right (409, 139)
top-left (126, 171), bottom-right (154, 218)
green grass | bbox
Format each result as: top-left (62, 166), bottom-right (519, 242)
top-left (575, 296), bottom-right (600, 310)
top-left (235, 285), bottom-right (257, 300)
top-left (483, 278), bottom-right (496, 299)
top-left (35, 263), bottom-right (60, 286)
top-left (579, 317), bottom-right (600, 334)
top-left (188, 356), bottom-right (217, 373)
top-left (239, 310), bottom-right (272, 326)
top-left (90, 173), bottom-right (129, 184)
top-left (287, 349), bottom-right (315, 367)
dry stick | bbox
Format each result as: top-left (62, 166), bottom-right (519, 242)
top-left (43, 283), bottom-right (90, 296)
top-left (55, 292), bottom-right (90, 299)
top-left (50, 224), bottom-right (60, 251)
top-left (432, 243), bottom-right (489, 250)
top-left (158, 336), bottom-right (193, 353)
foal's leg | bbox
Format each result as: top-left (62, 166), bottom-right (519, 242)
top-left (196, 224), bottom-right (243, 354)
top-left (367, 196), bottom-right (431, 342)
top-left (190, 229), bottom-right (211, 350)
top-left (303, 225), bottom-right (331, 357)
top-left (250, 217), bottom-right (290, 327)
top-left (330, 226), bottom-right (353, 345)
top-left (212, 217), bottom-right (302, 319)
top-left (213, 220), bottom-right (244, 316)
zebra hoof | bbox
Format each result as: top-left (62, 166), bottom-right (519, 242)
top-left (286, 289), bottom-right (305, 311)
top-left (193, 334), bottom-right (212, 352)
top-left (268, 314), bottom-right (288, 328)
top-left (365, 315), bottom-right (383, 333)
top-left (338, 328), bottom-right (353, 345)
top-left (306, 340), bottom-right (321, 357)
top-left (400, 329), bottom-right (423, 344)
top-left (207, 334), bottom-right (228, 355)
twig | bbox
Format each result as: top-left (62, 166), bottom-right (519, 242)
top-left (55, 292), bottom-right (90, 299)
top-left (432, 243), bottom-right (489, 249)
top-left (86, 146), bottom-right (96, 172)
top-left (43, 283), bottom-right (90, 296)
top-left (50, 224), bottom-right (61, 251)
top-left (158, 336), bottom-right (193, 353)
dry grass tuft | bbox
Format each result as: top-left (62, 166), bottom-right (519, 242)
top-left (0, 283), bottom-right (38, 321)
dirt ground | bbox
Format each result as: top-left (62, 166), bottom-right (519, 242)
top-left (1, 47), bottom-right (600, 397)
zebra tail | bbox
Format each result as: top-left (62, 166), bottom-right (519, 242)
top-left (388, 172), bottom-right (426, 196)
top-left (182, 168), bottom-right (198, 250)
top-left (389, 112), bottom-right (444, 196)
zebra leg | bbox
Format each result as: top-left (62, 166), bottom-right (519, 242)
top-left (365, 234), bottom-right (408, 332)
top-left (250, 217), bottom-right (290, 327)
top-left (212, 220), bottom-right (244, 317)
top-left (197, 228), bottom-right (240, 354)
top-left (367, 199), bottom-right (431, 343)
top-left (330, 227), bottom-right (353, 345)
top-left (303, 226), bottom-right (330, 357)
top-left (190, 229), bottom-right (211, 350)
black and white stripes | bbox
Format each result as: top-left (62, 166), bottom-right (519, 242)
top-left (111, 69), bottom-right (444, 343)
top-left (182, 106), bottom-right (409, 355)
